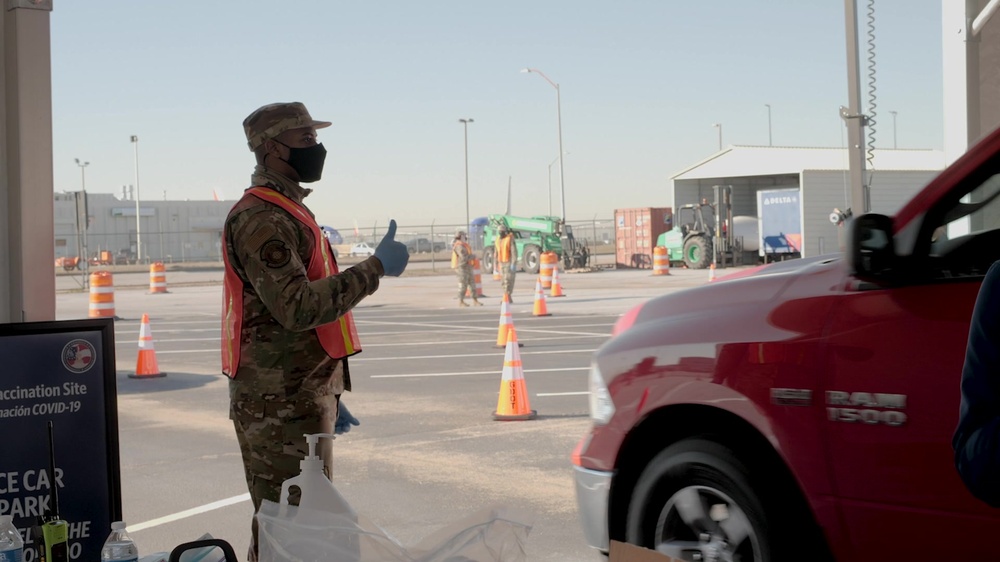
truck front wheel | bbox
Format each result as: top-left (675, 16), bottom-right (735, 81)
top-left (626, 439), bottom-right (772, 562)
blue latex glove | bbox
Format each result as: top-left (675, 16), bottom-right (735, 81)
top-left (335, 402), bottom-right (360, 435)
top-left (374, 219), bottom-right (409, 276)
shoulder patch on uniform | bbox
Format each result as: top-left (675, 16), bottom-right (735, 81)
top-left (260, 239), bottom-right (292, 268)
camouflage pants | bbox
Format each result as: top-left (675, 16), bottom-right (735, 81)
top-left (500, 263), bottom-right (516, 299)
top-left (456, 266), bottom-right (475, 299)
top-left (231, 393), bottom-right (339, 561)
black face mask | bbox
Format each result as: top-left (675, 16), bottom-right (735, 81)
top-left (274, 141), bottom-right (327, 183)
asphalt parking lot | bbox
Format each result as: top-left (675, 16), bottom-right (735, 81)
top-left (53, 264), bottom-right (722, 560)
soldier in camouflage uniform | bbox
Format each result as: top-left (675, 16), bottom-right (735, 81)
top-left (496, 225), bottom-right (518, 303)
top-left (452, 229), bottom-right (482, 307)
top-left (222, 102), bottom-right (409, 561)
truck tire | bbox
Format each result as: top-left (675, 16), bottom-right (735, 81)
top-left (683, 236), bottom-right (711, 269)
top-left (523, 245), bottom-right (541, 274)
top-left (626, 439), bottom-right (772, 562)
top-left (482, 247), bottom-right (496, 273)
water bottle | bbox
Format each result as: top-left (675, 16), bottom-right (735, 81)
top-left (100, 521), bottom-right (138, 562)
top-left (0, 515), bottom-right (24, 562)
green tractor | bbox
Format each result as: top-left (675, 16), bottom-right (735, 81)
top-left (480, 214), bottom-right (589, 274)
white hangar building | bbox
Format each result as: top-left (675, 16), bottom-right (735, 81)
top-left (668, 146), bottom-right (947, 258)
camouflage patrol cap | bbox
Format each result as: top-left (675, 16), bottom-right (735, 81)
top-left (243, 102), bottom-right (332, 151)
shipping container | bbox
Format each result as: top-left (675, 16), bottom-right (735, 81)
top-left (614, 207), bottom-right (672, 269)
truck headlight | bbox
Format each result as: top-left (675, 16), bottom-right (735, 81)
top-left (589, 362), bottom-right (615, 425)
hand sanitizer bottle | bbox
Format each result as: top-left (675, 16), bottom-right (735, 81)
top-left (279, 433), bottom-right (357, 518)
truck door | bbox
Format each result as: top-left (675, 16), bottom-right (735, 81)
top-left (821, 173), bottom-right (1000, 560)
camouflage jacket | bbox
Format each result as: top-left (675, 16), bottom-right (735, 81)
top-left (224, 165), bottom-right (383, 405)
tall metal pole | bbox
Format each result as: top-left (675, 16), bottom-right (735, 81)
top-left (712, 123), bottom-right (722, 150)
top-left (131, 135), bottom-right (142, 261)
top-left (74, 159), bottom-right (90, 273)
top-left (890, 110), bottom-right (898, 148)
top-left (765, 104), bottom-right (772, 146)
top-left (841, 0), bottom-right (869, 214)
top-left (555, 84), bottom-right (566, 222)
top-left (547, 155), bottom-right (559, 216)
top-left (459, 118), bottom-right (473, 231)
top-left (523, 68), bottom-right (567, 221)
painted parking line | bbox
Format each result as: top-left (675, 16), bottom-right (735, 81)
top-left (130, 493), bottom-right (250, 533)
top-left (141, 333), bottom-right (607, 354)
top-left (536, 391), bottom-right (590, 397)
top-left (362, 334), bottom-right (608, 346)
top-left (351, 348), bottom-right (597, 362)
top-left (371, 366), bottom-right (588, 378)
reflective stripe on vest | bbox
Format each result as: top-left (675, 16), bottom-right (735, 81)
top-left (221, 187), bottom-right (361, 378)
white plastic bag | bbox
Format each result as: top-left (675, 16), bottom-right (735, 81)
top-left (256, 500), bottom-right (532, 562)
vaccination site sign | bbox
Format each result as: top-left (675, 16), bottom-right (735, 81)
top-left (0, 319), bottom-right (122, 561)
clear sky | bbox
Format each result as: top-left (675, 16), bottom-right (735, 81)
top-left (51, 1), bottom-right (943, 229)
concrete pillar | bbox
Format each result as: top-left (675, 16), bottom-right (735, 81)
top-left (0, 0), bottom-right (55, 323)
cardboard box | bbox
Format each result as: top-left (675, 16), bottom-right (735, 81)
top-left (609, 540), bottom-right (679, 562)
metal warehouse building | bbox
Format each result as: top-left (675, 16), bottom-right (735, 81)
top-left (54, 192), bottom-right (232, 263)
top-left (668, 146), bottom-right (947, 258)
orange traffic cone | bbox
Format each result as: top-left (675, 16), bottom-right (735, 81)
top-left (495, 294), bottom-right (523, 348)
top-left (130, 313), bottom-right (166, 378)
top-left (708, 263), bottom-right (717, 282)
top-left (550, 264), bottom-right (565, 297)
top-left (532, 279), bottom-right (551, 317)
top-left (493, 327), bottom-right (536, 421)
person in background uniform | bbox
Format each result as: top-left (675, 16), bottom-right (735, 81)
top-left (452, 229), bottom-right (482, 307)
top-left (496, 225), bottom-right (517, 303)
top-left (954, 261), bottom-right (1000, 507)
top-left (222, 102), bottom-right (409, 561)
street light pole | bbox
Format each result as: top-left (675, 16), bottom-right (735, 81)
top-left (890, 110), bottom-right (898, 148)
top-left (131, 135), bottom-right (141, 262)
top-left (712, 123), bottom-right (722, 150)
top-left (765, 104), bottom-right (772, 146)
top-left (74, 158), bottom-right (90, 266)
top-left (547, 155), bottom-right (559, 216)
top-left (547, 152), bottom-right (569, 217)
top-left (459, 118), bottom-right (473, 231)
top-left (522, 67), bottom-right (567, 221)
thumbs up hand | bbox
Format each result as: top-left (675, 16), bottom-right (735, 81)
top-left (374, 219), bottom-right (409, 276)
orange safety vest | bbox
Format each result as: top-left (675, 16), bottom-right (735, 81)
top-left (496, 234), bottom-right (513, 263)
top-left (221, 187), bottom-right (361, 378)
top-left (451, 240), bottom-right (472, 268)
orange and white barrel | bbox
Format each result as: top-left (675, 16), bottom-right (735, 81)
top-left (149, 262), bottom-right (168, 293)
top-left (539, 252), bottom-right (558, 289)
top-left (88, 271), bottom-right (116, 318)
top-left (465, 258), bottom-right (484, 298)
top-left (653, 246), bottom-right (671, 276)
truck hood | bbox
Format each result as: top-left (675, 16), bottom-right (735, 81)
top-left (622, 254), bottom-right (844, 333)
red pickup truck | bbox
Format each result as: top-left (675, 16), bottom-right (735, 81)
top-left (574, 125), bottom-right (1000, 561)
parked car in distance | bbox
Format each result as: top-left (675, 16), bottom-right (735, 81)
top-left (349, 242), bottom-right (375, 257)
top-left (573, 124), bottom-right (1000, 561)
top-left (405, 238), bottom-right (446, 253)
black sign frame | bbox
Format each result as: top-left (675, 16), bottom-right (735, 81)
top-left (0, 318), bottom-right (122, 561)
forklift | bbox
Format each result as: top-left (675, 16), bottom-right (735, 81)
top-left (657, 185), bottom-right (743, 269)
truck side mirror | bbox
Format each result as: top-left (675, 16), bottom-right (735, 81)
top-left (847, 213), bottom-right (896, 281)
